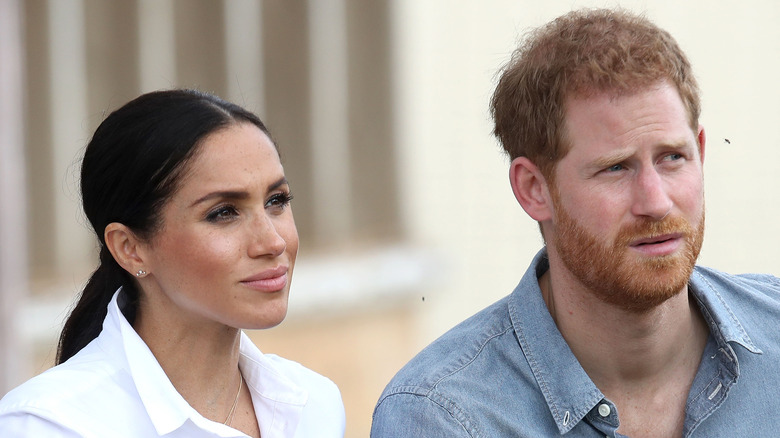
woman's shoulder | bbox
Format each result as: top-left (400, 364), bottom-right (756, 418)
top-left (261, 353), bottom-right (340, 395)
top-left (240, 334), bottom-right (341, 401)
top-left (0, 344), bottom-right (131, 426)
top-left (239, 341), bottom-right (344, 419)
top-left (254, 353), bottom-right (346, 435)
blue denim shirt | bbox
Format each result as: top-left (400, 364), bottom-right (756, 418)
top-left (371, 249), bottom-right (780, 437)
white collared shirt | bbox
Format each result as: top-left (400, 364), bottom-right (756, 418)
top-left (0, 289), bottom-right (346, 437)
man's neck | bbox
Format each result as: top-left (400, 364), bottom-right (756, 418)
top-left (539, 265), bottom-right (709, 436)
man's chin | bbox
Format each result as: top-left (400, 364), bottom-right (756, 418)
top-left (590, 256), bottom-right (696, 313)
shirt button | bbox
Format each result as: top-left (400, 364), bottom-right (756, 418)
top-left (598, 403), bottom-right (611, 417)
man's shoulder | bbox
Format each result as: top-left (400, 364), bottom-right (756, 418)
top-left (372, 292), bottom-right (561, 437)
top-left (383, 249), bottom-right (552, 395)
top-left (380, 295), bottom-right (516, 394)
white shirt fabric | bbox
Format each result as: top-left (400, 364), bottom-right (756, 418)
top-left (0, 289), bottom-right (346, 437)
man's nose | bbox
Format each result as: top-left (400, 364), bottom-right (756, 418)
top-left (630, 167), bottom-right (673, 220)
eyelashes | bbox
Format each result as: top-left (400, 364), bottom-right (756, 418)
top-left (205, 191), bottom-right (293, 223)
top-left (266, 191), bottom-right (294, 210)
top-left (205, 205), bottom-right (239, 223)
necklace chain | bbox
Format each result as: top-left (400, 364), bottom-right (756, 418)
top-left (224, 372), bottom-right (243, 426)
top-left (546, 273), bottom-right (558, 326)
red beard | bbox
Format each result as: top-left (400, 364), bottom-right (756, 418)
top-left (551, 190), bottom-right (704, 313)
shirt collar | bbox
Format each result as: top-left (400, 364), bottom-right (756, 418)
top-left (689, 268), bottom-right (761, 354)
top-left (507, 249), bottom-right (604, 434)
top-left (506, 249), bottom-right (761, 435)
top-left (99, 288), bottom-right (309, 437)
top-left (104, 289), bottom-right (229, 436)
top-left (238, 334), bottom-right (308, 437)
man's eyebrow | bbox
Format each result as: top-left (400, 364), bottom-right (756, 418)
top-left (588, 150), bottom-right (633, 170)
top-left (587, 141), bottom-right (690, 169)
top-left (190, 177), bottom-right (289, 207)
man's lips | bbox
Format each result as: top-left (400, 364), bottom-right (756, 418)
top-left (630, 232), bottom-right (684, 247)
top-left (241, 266), bottom-right (289, 292)
top-left (629, 233), bottom-right (684, 256)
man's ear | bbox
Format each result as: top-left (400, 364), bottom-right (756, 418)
top-left (509, 157), bottom-right (553, 222)
top-left (697, 124), bottom-right (706, 164)
top-left (104, 222), bottom-right (148, 277)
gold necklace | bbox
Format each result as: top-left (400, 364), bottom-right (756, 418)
top-left (546, 274), bottom-right (558, 326)
top-left (224, 373), bottom-right (243, 426)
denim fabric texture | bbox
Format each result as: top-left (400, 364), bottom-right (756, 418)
top-left (371, 249), bottom-right (780, 437)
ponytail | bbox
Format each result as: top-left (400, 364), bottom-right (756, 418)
top-left (56, 246), bottom-right (138, 364)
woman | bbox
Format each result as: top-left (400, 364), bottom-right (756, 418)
top-left (0, 90), bottom-right (346, 437)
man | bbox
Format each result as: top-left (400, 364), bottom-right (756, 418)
top-left (372, 8), bottom-right (780, 437)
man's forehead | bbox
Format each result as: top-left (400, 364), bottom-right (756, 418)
top-left (560, 84), bottom-right (697, 157)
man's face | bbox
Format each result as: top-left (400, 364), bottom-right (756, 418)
top-left (547, 82), bottom-right (706, 312)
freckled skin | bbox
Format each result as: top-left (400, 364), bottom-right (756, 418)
top-left (136, 123), bottom-right (299, 333)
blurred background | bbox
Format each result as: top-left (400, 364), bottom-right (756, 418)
top-left (1, 0), bottom-right (778, 436)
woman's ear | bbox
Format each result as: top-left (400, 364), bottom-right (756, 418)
top-left (104, 223), bottom-right (147, 277)
top-left (509, 157), bottom-right (554, 222)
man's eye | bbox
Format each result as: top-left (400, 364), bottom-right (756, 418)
top-left (606, 164), bottom-right (624, 172)
top-left (666, 153), bottom-right (683, 161)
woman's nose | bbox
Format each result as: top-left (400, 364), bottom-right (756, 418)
top-left (248, 214), bottom-right (286, 258)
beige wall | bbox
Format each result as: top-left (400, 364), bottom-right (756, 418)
top-left (1, 1), bottom-right (778, 437)
top-left (391, 0), bottom-right (780, 339)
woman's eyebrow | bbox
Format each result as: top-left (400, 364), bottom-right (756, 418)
top-left (190, 190), bottom-right (249, 207)
top-left (268, 176), bottom-right (289, 191)
top-left (190, 177), bottom-right (288, 207)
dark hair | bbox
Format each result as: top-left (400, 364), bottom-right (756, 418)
top-left (57, 89), bottom-right (271, 364)
top-left (490, 8), bottom-right (700, 180)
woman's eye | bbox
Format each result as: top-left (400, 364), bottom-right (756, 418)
top-left (206, 205), bottom-right (239, 222)
top-left (266, 192), bottom-right (293, 211)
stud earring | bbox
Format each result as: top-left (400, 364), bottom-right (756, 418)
top-left (135, 269), bottom-right (147, 277)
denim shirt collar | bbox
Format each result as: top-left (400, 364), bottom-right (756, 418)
top-left (688, 269), bottom-right (761, 355)
top-left (507, 249), bottom-right (760, 435)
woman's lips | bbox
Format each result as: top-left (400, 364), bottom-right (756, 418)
top-left (241, 266), bottom-right (288, 292)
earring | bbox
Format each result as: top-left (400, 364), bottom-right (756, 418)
top-left (135, 269), bottom-right (147, 277)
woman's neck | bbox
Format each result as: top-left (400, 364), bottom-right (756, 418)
top-left (133, 295), bottom-right (243, 423)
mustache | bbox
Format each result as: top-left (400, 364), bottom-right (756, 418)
top-left (614, 215), bottom-right (694, 248)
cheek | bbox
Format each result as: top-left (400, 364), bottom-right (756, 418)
top-left (673, 174), bottom-right (705, 216)
top-left (281, 220), bottom-right (299, 259)
top-left (559, 190), bottom-right (621, 236)
top-left (160, 230), bottom-right (240, 281)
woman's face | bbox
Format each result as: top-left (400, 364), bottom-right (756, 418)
top-left (137, 122), bottom-right (298, 331)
